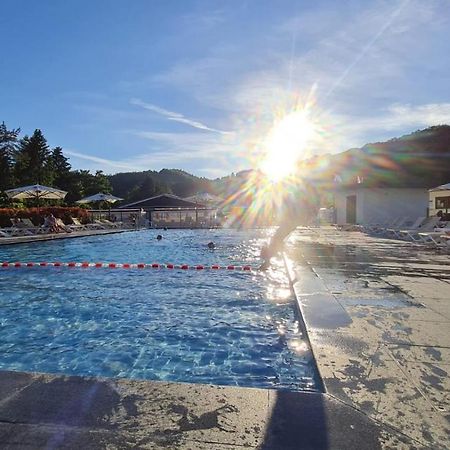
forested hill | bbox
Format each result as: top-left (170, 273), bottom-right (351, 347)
top-left (109, 169), bottom-right (214, 202)
top-left (1, 120), bottom-right (449, 207)
top-left (322, 125), bottom-right (450, 188)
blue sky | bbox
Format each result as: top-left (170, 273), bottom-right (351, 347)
top-left (1, 0), bottom-right (449, 178)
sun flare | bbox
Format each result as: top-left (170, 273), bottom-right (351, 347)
top-left (260, 109), bottom-right (316, 181)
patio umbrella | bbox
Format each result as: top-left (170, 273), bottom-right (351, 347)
top-left (76, 192), bottom-right (123, 219)
top-left (184, 192), bottom-right (223, 206)
top-left (76, 192), bottom-right (123, 205)
top-left (5, 184), bottom-right (67, 213)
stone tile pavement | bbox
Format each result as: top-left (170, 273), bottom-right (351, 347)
top-left (286, 227), bottom-right (450, 449)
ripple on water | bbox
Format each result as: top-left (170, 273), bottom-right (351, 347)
top-left (0, 229), bottom-right (320, 391)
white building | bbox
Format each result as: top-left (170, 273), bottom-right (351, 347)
top-left (335, 187), bottom-right (429, 226)
top-left (428, 183), bottom-right (450, 217)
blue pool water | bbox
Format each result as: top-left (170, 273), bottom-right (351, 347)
top-left (0, 229), bottom-right (319, 391)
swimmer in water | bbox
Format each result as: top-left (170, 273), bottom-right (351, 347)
top-left (207, 241), bottom-right (215, 249)
top-left (156, 234), bottom-right (163, 240)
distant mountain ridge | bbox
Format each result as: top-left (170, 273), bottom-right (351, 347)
top-left (325, 125), bottom-right (450, 188)
top-left (108, 125), bottom-right (450, 203)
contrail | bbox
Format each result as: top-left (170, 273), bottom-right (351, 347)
top-left (325, 0), bottom-right (410, 99)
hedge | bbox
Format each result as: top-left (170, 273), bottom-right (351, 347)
top-left (0, 207), bottom-right (90, 228)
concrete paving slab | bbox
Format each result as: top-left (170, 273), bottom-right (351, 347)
top-left (307, 333), bottom-right (449, 447)
top-left (285, 228), bottom-right (450, 449)
top-left (398, 362), bottom-right (449, 412)
top-left (0, 369), bottom-right (414, 449)
top-left (265, 390), bottom-right (414, 450)
top-left (388, 343), bottom-right (450, 364)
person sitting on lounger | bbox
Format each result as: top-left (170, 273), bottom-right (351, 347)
top-left (44, 213), bottom-right (67, 233)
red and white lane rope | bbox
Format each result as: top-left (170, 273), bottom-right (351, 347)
top-left (0, 261), bottom-right (255, 271)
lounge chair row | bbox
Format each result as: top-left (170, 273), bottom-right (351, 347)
top-left (361, 216), bottom-right (450, 249)
top-left (0, 217), bottom-right (126, 238)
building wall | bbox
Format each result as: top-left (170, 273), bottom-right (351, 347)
top-left (335, 189), bottom-right (364, 225)
top-left (335, 188), bottom-right (429, 225)
top-left (429, 189), bottom-right (450, 216)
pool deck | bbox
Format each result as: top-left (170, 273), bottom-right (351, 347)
top-left (0, 228), bottom-right (134, 246)
top-left (0, 227), bottom-right (448, 448)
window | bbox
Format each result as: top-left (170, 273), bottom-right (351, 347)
top-left (436, 196), bottom-right (450, 209)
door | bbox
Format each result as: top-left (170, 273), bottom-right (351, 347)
top-left (346, 195), bottom-right (357, 224)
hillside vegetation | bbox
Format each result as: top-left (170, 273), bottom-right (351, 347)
top-left (1, 122), bottom-right (449, 208)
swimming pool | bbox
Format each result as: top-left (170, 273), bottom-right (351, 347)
top-left (0, 229), bottom-right (320, 391)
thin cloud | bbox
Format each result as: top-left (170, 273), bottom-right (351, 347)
top-left (130, 98), bottom-right (232, 135)
top-left (64, 149), bottom-right (141, 171)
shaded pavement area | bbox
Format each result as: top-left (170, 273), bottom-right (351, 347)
top-left (285, 227), bottom-right (450, 449)
top-left (0, 370), bottom-right (405, 449)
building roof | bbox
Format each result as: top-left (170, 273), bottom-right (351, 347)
top-left (119, 193), bottom-right (206, 209)
top-left (429, 182), bottom-right (450, 192)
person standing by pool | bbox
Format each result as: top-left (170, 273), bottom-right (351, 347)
top-left (260, 178), bottom-right (320, 270)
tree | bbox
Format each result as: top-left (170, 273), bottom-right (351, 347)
top-left (14, 129), bottom-right (53, 185)
top-left (125, 175), bottom-right (169, 203)
top-left (0, 122), bottom-right (20, 191)
top-left (50, 146), bottom-right (71, 190)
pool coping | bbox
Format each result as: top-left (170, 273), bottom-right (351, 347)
top-left (0, 369), bottom-right (412, 449)
top-left (0, 228), bottom-right (136, 246)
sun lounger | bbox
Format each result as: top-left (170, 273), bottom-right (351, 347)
top-left (440, 234), bottom-right (450, 247)
top-left (417, 226), bottom-right (450, 245)
top-left (92, 219), bottom-right (111, 229)
top-left (99, 219), bottom-right (122, 228)
top-left (387, 217), bottom-right (426, 239)
top-left (54, 218), bottom-right (73, 233)
top-left (7, 219), bottom-right (36, 236)
top-left (380, 217), bottom-right (418, 237)
top-left (70, 217), bottom-right (104, 230)
top-left (19, 218), bottom-right (51, 234)
top-left (396, 216), bottom-right (441, 241)
top-left (371, 217), bottom-right (414, 237)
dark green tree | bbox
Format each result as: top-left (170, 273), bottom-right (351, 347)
top-left (50, 146), bottom-right (71, 190)
top-left (63, 169), bottom-right (112, 204)
top-left (0, 121), bottom-right (20, 191)
top-left (14, 129), bottom-right (53, 185)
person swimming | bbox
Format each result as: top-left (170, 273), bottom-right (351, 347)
top-left (156, 234), bottom-right (163, 240)
top-left (207, 241), bottom-right (215, 249)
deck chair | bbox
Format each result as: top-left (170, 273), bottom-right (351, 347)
top-left (417, 225), bottom-right (450, 245)
top-left (8, 219), bottom-right (36, 236)
top-left (67, 217), bottom-right (88, 231)
top-left (70, 217), bottom-right (103, 230)
top-left (55, 218), bottom-right (72, 233)
top-left (396, 216), bottom-right (441, 241)
top-left (20, 218), bottom-right (51, 234)
top-left (92, 219), bottom-right (108, 230)
top-left (99, 219), bottom-right (122, 228)
top-left (388, 217), bottom-right (426, 239)
top-left (371, 217), bottom-right (411, 237)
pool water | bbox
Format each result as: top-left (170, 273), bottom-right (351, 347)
top-left (0, 229), bottom-right (319, 391)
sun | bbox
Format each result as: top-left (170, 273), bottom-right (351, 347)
top-left (260, 109), bottom-right (316, 181)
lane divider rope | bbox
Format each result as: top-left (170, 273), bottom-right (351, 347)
top-left (0, 262), bottom-right (255, 271)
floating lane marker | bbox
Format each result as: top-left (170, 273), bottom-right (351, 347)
top-left (0, 262), bottom-right (255, 271)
